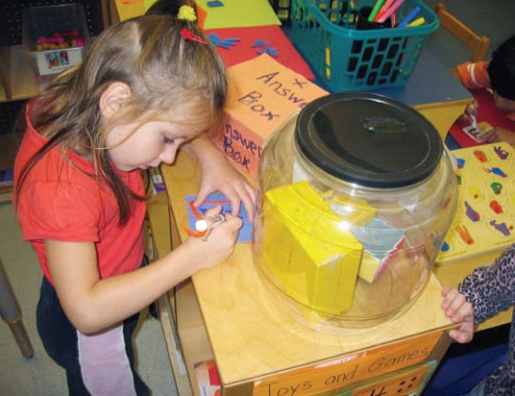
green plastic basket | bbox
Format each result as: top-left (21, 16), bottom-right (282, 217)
top-left (291, 0), bottom-right (439, 92)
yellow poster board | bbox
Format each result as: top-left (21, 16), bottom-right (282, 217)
top-left (437, 142), bottom-right (515, 264)
top-left (195, 0), bottom-right (280, 29)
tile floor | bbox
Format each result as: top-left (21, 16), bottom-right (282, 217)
top-left (0, 201), bottom-right (177, 395)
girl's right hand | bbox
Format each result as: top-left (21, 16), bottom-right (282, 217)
top-left (460, 100), bottom-right (479, 125)
top-left (182, 208), bottom-right (243, 271)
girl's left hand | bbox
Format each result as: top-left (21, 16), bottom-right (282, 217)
top-left (185, 136), bottom-right (256, 221)
top-left (195, 155), bottom-right (256, 221)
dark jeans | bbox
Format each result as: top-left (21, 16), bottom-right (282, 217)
top-left (36, 276), bottom-right (150, 396)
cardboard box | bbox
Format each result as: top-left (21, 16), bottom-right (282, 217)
top-left (212, 54), bottom-right (327, 179)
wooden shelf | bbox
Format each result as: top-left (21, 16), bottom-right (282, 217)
top-left (0, 133), bottom-right (17, 203)
top-left (0, 44), bottom-right (76, 104)
top-left (0, 45), bottom-right (40, 103)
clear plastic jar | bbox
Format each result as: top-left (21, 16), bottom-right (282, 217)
top-left (252, 93), bottom-right (458, 331)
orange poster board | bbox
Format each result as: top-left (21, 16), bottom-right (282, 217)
top-left (213, 54), bottom-right (327, 179)
top-left (253, 331), bottom-right (443, 396)
top-left (344, 361), bottom-right (436, 396)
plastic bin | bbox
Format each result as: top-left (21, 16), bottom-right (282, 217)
top-left (291, 0), bottom-right (439, 92)
top-left (269, 0), bottom-right (292, 25)
top-left (22, 3), bottom-right (90, 76)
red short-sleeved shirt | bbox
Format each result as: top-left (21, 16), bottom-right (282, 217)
top-left (14, 105), bottom-right (146, 284)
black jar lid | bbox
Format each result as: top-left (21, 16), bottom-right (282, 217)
top-left (295, 93), bottom-right (443, 188)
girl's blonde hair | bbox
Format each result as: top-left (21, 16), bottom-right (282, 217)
top-left (17, 13), bottom-right (227, 225)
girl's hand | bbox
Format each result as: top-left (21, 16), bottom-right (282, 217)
top-left (195, 154), bottom-right (256, 221)
top-left (181, 206), bottom-right (243, 271)
top-left (184, 136), bottom-right (256, 221)
top-left (441, 286), bottom-right (475, 343)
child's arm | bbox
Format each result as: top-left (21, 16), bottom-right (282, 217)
top-left (455, 61), bottom-right (491, 89)
top-left (441, 286), bottom-right (475, 343)
top-left (45, 207), bottom-right (242, 334)
top-left (182, 135), bottom-right (256, 221)
top-left (458, 248), bottom-right (515, 324)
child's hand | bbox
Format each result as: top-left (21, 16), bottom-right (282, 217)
top-left (485, 127), bottom-right (515, 145)
top-left (184, 136), bottom-right (256, 222)
top-left (195, 152), bottom-right (256, 222)
top-left (459, 100), bottom-right (479, 125)
top-left (182, 206), bottom-right (243, 271)
top-left (441, 286), bottom-right (475, 343)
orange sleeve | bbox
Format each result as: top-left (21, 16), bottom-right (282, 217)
top-left (456, 61), bottom-right (490, 89)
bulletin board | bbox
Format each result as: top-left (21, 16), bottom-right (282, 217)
top-left (437, 142), bottom-right (515, 264)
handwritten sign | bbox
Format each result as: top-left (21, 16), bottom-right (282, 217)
top-left (343, 361), bottom-right (436, 396)
top-left (253, 331), bottom-right (443, 396)
top-left (212, 54), bottom-right (327, 179)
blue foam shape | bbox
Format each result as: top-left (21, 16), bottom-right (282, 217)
top-left (207, 1), bottom-right (224, 7)
top-left (186, 193), bottom-right (253, 243)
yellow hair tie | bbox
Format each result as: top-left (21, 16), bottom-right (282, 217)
top-left (178, 5), bottom-right (197, 22)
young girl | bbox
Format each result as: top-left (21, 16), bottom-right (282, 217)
top-left (14, 5), bottom-right (255, 395)
top-left (441, 248), bottom-right (515, 395)
top-left (455, 34), bottom-right (515, 145)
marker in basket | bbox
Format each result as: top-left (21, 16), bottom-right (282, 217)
top-left (391, 12), bottom-right (398, 27)
top-left (407, 16), bottom-right (425, 27)
top-left (377, 0), bottom-right (406, 23)
top-left (368, 0), bottom-right (386, 22)
top-left (373, 0), bottom-right (395, 22)
top-left (397, 6), bottom-right (421, 28)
